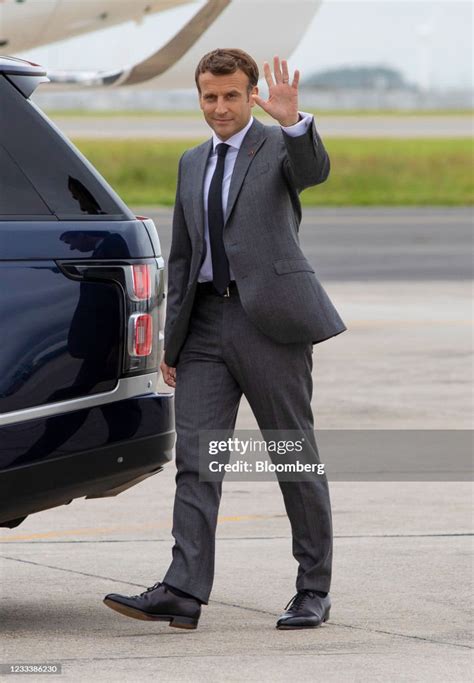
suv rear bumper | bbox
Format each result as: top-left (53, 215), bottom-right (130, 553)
top-left (0, 392), bottom-right (174, 526)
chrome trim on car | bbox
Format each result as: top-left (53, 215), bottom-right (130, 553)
top-left (0, 373), bottom-right (164, 427)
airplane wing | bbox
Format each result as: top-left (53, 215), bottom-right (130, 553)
top-left (46, 0), bottom-right (232, 87)
top-left (42, 0), bottom-right (322, 89)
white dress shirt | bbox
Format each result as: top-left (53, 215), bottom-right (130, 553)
top-left (198, 112), bottom-right (313, 282)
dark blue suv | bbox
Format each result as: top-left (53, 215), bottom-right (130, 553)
top-left (0, 57), bottom-right (175, 529)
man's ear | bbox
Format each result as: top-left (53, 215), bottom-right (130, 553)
top-left (250, 85), bottom-right (259, 107)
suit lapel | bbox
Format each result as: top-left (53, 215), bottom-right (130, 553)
top-left (224, 119), bottom-right (267, 225)
top-left (192, 139), bottom-right (213, 240)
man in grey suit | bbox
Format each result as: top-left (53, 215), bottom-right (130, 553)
top-left (104, 49), bottom-right (346, 630)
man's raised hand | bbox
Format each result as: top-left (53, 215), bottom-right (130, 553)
top-left (252, 56), bottom-right (300, 127)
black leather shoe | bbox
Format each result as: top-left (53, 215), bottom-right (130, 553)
top-left (276, 590), bottom-right (331, 630)
top-left (103, 582), bottom-right (201, 629)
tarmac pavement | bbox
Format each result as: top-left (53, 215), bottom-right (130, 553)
top-left (1, 208), bottom-right (472, 681)
top-left (48, 114), bottom-right (474, 140)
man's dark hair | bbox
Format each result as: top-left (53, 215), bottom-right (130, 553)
top-left (195, 48), bottom-right (259, 93)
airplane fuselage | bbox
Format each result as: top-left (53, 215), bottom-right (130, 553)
top-left (0, 0), bottom-right (322, 89)
top-left (0, 0), bottom-right (191, 53)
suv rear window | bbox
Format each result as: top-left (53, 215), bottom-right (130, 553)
top-left (0, 75), bottom-right (133, 220)
top-left (0, 144), bottom-right (52, 216)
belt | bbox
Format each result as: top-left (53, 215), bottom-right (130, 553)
top-left (196, 281), bottom-right (238, 297)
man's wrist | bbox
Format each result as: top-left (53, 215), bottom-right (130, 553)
top-left (279, 114), bottom-right (301, 127)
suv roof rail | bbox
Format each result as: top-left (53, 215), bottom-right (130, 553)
top-left (0, 56), bottom-right (49, 98)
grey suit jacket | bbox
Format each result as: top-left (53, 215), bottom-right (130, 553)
top-left (164, 117), bottom-right (346, 367)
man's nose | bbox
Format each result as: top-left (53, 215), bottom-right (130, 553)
top-left (215, 97), bottom-right (228, 114)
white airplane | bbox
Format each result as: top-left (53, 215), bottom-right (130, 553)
top-left (0, 0), bottom-right (322, 88)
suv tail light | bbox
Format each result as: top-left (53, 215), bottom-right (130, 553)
top-left (129, 313), bottom-right (153, 357)
top-left (122, 262), bottom-right (161, 373)
top-left (131, 264), bottom-right (151, 300)
top-left (58, 258), bottom-right (165, 377)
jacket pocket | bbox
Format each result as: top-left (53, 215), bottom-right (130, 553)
top-left (273, 258), bottom-right (315, 275)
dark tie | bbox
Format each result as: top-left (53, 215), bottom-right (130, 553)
top-left (208, 143), bottom-right (230, 294)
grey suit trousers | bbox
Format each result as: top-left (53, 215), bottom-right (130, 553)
top-left (163, 287), bottom-right (333, 604)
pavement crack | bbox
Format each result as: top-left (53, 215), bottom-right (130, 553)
top-left (1, 556), bottom-right (471, 652)
top-left (0, 554), bottom-right (146, 589)
top-left (207, 599), bottom-right (472, 650)
top-left (327, 622), bottom-right (473, 650)
top-left (37, 652), bottom-right (369, 664)
top-left (1, 532), bottom-right (472, 545)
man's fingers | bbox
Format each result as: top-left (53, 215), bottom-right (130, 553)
top-left (164, 370), bottom-right (176, 387)
top-left (273, 55), bottom-right (283, 83)
top-left (292, 69), bottom-right (300, 89)
top-left (252, 93), bottom-right (267, 109)
top-left (263, 61), bottom-right (274, 89)
top-left (160, 361), bottom-right (176, 387)
top-left (281, 58), bottom-right (290, 83)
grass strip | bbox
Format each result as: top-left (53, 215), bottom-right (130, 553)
top-left (73, 137), bottom-right (473, 207)
top-left (49, 109), bottom-right (474, 118)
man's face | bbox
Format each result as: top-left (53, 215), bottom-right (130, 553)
top-left (198, 69), bottom-right (258, 141)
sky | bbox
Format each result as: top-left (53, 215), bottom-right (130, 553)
top-left (293, 0), bottom-right (473, 90)
top-left (18, 1), bottom-right (473, 91)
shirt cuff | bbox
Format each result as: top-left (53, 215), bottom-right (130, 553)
top-left (281, 111), bottom-right (313, 137)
